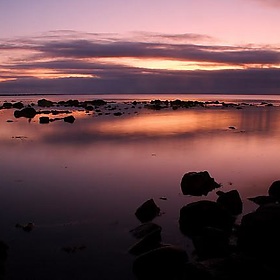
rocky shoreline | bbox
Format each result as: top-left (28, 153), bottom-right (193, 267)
top-left (129, 171), bottom-right (280, 279)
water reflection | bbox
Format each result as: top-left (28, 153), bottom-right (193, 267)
top-left (1, 103), bottom-right (280, 279)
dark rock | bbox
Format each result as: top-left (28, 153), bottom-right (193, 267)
top-left (184, 253), bottom-right (276, 279)
top-left (128, 228), bottom-right (162, 256)
top-left (181, 171), bottom-right (220, 196)
top-left (247, 195), bottom-right (278, 206)
top-left (192, 227), bottom-right (231, 260)
top-left (14, 107), bottom-right (37, 118)
top-left (216, 190), bottom-right (243, 215)
top-left (130, 222), bottom-right (162, 239)
top-left (0, 241), bottom-right (8, 262)
top-left (179, 200), bottom-right (235, 237)
top-left (37, 99), bottom-right (54, 107)
top-left (237, 203), bottom-right (280, 263)
top-left (39, 116), bottom-right (50, 124)
top-left (135, 199), bottom-right (160, 223)
top-left (132, 245), bottom-right (188, 280)
top-left (268, 180), bottom-right (280, 200)
top-left (2, 102), bottom-right (12, 109)
top-left (12, 102), bottom-right (24, 109)
top-left (64, 115), bottom-right (75, 123)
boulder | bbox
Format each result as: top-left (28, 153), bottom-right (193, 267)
top-left (268, 180), bottom-right (280, 201)
top-left (216, 190), bottom-right (243, 215)
top-left (237, 203), bottom-right (280, 263)
top-left (179, 200), bottom-right (235, 237)
top-left (181, 171), bottom-right (220, 196)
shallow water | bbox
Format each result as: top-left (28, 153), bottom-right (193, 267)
top-left (1, 94), bottom-right (280, 279)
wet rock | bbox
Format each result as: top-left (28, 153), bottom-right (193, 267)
top-left (2, 102), bottom-right (13, 109)
top-left (130, 222), bottom-right (162, 239)
top-left (12, 102), bottom-right (24, 109)
top-left (64, 115), bottom-right (75, 123)
top-left (39, 116), bottom-right (50, 124)
top-left (184, 253), bottom-right (276, 280)
top-left (0, 241), bottom-right (8, 279)
top-left (37, 99), bottom-right (54, 107)
top-left (128, 227), bottom-right (162, 256)
top-left (135, 199), bottom-right (160, 223)
top-left (192, 227), bottom-right (231, 260)
top-left (237, 203), bottom-right (280, 263)
top-left (181, 171), bottom-right (220, 196)
top-left (216, 190), bottom-right (243, 215)
top-left (132, 245), bottom-right (188, 280)
top-left (247, 195), bottom-right (277, 206)
top-left (268, 180), bottom-right (280, 200)
top-left (0, 241), bottom-right (8, 262)
top-left (179, 200), bottom-right (235, 237)
top-left (14, 107), bottom-right (37, 118)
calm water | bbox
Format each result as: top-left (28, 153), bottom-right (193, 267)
top-left (1, 94), bottom-right (280, 279)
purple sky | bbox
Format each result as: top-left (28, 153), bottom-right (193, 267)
top-left (0, 0), bottom-right (280, 94)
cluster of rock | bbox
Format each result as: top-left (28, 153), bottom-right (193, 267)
top-left (129, 171), bottom-right (280, 279)
top-left (1, 97), bottom-right (262, 125)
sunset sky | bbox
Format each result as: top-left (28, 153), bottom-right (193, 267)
top-left (0, 0), bottom-right (280, 95)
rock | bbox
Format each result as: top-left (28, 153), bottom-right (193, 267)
top-left (192, 227), bottom-right (231, 260)
top-left (135, 199), bottom-right (160, 223)
top-left (268, 180), bottom-right (280, 200)
top-left (237, 203), bottom-right (280, 263)
top-left (179, 200), bottom-right (235, 237)
top-left (12, 102), bottom-right (24, 109)
top-left (247, 195), bottom-right (278, 206)
top-left (37, 99), bottom-right (54, 107)
top-left (129, 223), bottom-right (162, 239)
top-left (216, 190), bottom-right (243, 215)
top-left (64, 115), bottom-right (75, 123)
top-left (184, 253), bottom-right (276, 279)
top-left (0, 241), bottom-right (8, 262)
top-left (39, 116), bottom-right (50, 124)
top-left (132, 245), bottom-right (188, 280)
top-left (128, 228), bottom-right (162, 256)
top-left (2, 102), bottom-right (12, 109)
top-left (14, 107), bottom-right (37, 118)
top-left (181, 171), bottom-right (220, 196)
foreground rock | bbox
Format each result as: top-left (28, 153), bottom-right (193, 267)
top-left (181, 171), bottom-right (220, 196)
top-left (130, 175), bottom-right (280, 279)
top-left (129, 223), bottom-right (162, 256)
top-left (135, 199), bottom-right (160, 223)
top-left (132, 245), bottom-right (188, 280)
top-left (179, 200), bottom-right (235, 238)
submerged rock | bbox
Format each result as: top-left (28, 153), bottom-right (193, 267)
top-left (132, 245), bottom-right (188, 280)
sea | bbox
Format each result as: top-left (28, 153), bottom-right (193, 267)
top-left (0, 93), bottom-right (280, 279)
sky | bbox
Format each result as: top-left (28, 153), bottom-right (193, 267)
top-left (0, 0), bottom-right (280, 95)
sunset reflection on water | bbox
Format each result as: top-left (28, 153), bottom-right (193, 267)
top-left (1, 98), bottom-right (280, 280)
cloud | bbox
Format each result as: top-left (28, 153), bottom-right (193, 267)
top-left (0, 31), bottom-right (280, 94)
top-left (1, 67), bottom-right (280, 95)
